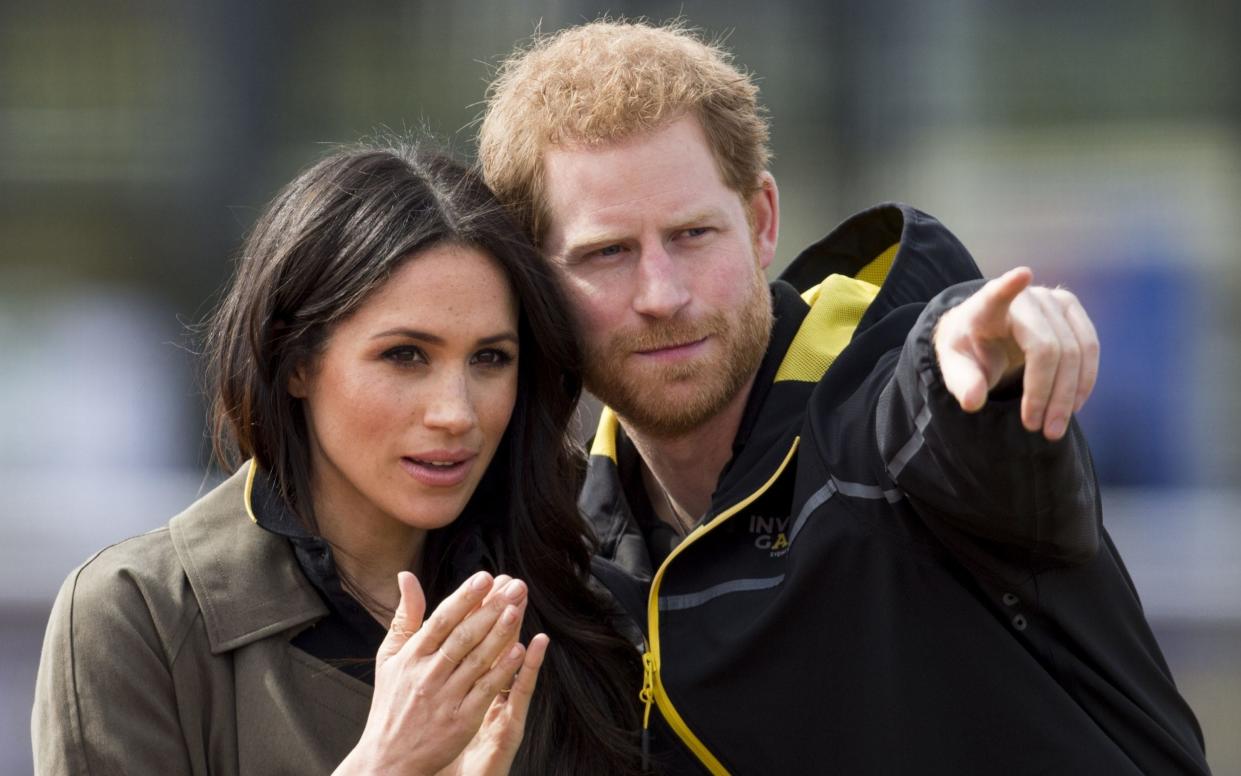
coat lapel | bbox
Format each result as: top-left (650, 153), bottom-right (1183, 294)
top-left (169, 464), bottom-right (326, 654)
top-left (233, 638), bottom-right (372, 771)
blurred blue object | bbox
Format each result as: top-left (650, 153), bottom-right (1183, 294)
top-left (1070, 260), bottom-right (1200, 487)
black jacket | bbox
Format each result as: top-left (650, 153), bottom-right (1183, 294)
top-left (581, 204), bottom-right (1210, 775)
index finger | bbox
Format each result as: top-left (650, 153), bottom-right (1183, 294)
top-left (972, 267), bottom-right (1034, 321)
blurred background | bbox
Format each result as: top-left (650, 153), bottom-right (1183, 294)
top-left (2, 0), bottom-right (1238, 772)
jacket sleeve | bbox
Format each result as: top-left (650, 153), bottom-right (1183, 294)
top-left (875, 280), bottom-right (1102, 567)
top-left (32, 551), bottom-right (197, 776)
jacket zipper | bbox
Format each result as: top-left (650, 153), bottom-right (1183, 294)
top-left (641, 438), bottom-right (800, 776)
top-left (640, 647), bottom-right (655, 768)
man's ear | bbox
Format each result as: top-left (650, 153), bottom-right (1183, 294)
top-left (748, 171), bottom-right (779, 271)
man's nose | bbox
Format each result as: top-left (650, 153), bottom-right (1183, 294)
top-left (422, 371), bottom-right (477, 435)
top-left (632, 245), bottom-right (690, 319)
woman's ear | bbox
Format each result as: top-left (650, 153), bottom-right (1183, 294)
top-left (288, 362), bottom-right (310, 399)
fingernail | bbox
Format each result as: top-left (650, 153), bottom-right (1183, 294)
top-left (1048, 418), bottom-right (1066, 438)
top-left (507, 643), bottom-right (523, 660)
top-left (470, 571), bottom-right (491, 591)
top-left (500, 605), bottom-right (518, 625)
top-left (503, 579), bottom-right (525, 601)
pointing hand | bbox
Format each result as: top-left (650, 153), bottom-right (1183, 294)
top-left (933, 267), bottom-right (1099, 441)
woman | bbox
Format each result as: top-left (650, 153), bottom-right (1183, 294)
top-left (32, 144), bottom-right (645, 775)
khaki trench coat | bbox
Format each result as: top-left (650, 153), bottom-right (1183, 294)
top-left (32, 465), bottom-right (373, 774)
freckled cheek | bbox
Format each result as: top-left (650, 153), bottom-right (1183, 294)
top-left (476, 376), bottom-right (519, 448)
top-left (323, 373), bottom-right (412, 439)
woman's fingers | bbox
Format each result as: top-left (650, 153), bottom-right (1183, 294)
top-left (408, 571), bottom-right (494, 660)
top-left (458, 630), bottom-right (548, 726)
top-left (457, 639), bottom-right (529, 721)
top-left (434, 580), bottom-right (528, 677)
top-left (450, 634), bottom-right (550, 776)
top-left (477, 575), bottom-right (513, 609)
top-left (375, 571), bottom-right (427, 669)
top-left (358, 572), bottom-right (540, 776)
top-left (395, 571), bottom-right (427, 632)
top-left (442, 596), bottom-right (527, 699)
top-left (504, 633), bottom-right (549, 718)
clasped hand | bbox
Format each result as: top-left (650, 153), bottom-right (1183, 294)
top-left (933, 267), bottom-right (1100, 441)
top-left (336, 570), bottom-right (548, 776)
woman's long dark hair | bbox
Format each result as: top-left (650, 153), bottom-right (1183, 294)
top-left (204, 142), bottom-right (644, 775)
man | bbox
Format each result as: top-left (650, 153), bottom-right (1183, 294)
top-left (479, 20), bottom-right (1209, 775)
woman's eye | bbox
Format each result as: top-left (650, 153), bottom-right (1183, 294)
top-left (383, 346), bottom-right (426, 365)
top-left (472, 348), bottom-right (515, 367)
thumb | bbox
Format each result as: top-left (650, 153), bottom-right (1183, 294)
top-left (938, 346), bottom-right (991, 413)
top-left (376, 571), bottom-right (426, 669)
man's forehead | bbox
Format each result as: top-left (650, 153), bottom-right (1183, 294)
top-left (542, 116), bottom-right (718, 188)
top-left (540, 119), bottom-right (737, 242)
top-left (548, 178), bottom-right (721, 225)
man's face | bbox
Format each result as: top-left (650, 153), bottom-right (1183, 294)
top-left (542, 115), bottom-right (779, 437)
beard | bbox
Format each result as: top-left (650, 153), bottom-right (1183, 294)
top-left (582, 264), bottom-right (773, 438)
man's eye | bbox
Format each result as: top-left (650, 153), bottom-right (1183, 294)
top-left (683, 227), bottom-right (710, 238)
top-left (383, 346), bottom-right (425, 365)
top-left (472, 348), bottom-right (515, 367)
top-left (594, 244), bottom-right (624, 258)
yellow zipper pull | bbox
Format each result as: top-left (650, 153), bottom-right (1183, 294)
top-left (640, 650), bottom-right (657, 770)
top-left (640, 650), bottom-right (657, 728)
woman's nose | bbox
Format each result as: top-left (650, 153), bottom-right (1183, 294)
top-left (422, 373), bottom-right (477, 435)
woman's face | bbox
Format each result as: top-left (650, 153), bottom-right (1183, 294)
top-left (290, 244), bottom-right (519, 536)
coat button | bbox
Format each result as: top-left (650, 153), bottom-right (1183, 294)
top-left (1002, 593), bottom-right (1019, 606)
top-left (1012, 614), bottom-right (1028, 631)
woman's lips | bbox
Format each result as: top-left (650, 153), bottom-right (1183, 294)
top-left (400, 454), bottom-right (477, 487)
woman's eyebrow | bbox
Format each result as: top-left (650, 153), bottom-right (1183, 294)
top-left (372, 327), bottom-right (443, 344)
top-left (477, 332), bottom-right (519, 346)
top-left (371, 328), bottom-right (518, 347)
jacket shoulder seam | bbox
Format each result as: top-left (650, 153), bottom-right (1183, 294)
top-left (47, 533), bottom-right (170, 776)
top-left (62, 563), bottom-right (91, 775)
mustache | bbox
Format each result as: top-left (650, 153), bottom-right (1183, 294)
top-left (608, 315), bottom-right (726, 353)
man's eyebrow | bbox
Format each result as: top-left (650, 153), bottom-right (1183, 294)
top-left (557, 209), bottom-right (727, 257)
top-left (670, 209), bottom-right (726, 230)
top-left (558, 233), bottom-right (626, 258)
top-left (371, 328), bottom-right (518, 347)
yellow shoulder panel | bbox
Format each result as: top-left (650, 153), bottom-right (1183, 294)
top-left (774, 243), bottom-right (897, 383)
top-left (589, 406), bottom-right (620, 462)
